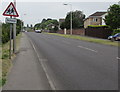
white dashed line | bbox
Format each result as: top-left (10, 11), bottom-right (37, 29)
top-left (78, 45), bottom-right (98, 53)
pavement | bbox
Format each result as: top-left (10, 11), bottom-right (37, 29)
top-left (3, 33), bottom-right (51, 90)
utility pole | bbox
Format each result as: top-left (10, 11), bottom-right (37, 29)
top-left (63, 3), bottom-right (72, 35)
top-left (70, 4), bottom-right (72, 35)
top-left (13, 0), bottom-right (16, 53)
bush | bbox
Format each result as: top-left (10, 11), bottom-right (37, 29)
top-left (2, 19), bottom-right (22, 44)
top-left (87, 25), bottom-right (108, 28)
top-left (2, 23), bottom-right (10, 44)
top-left (112, 29), bottom-right (120, 35)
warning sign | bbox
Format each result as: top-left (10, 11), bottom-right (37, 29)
top-left (3, 2), bottom-right (19, 17)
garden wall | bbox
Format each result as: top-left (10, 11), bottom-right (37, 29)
top-left (57, 28), bottom-right (85, 35)
top-left (85, 27), bottom-right (113, 39)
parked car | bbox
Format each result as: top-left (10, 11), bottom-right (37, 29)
top-left (35, 30), bottom-right (42, 33)
top-left (108, 33), bottom-right (120, 41)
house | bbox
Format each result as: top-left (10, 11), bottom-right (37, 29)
top-left (47, 23), bottom-right (56, 29)
top-left (58, 18), bottom-right (65, 30)
top-left (84, 12), bottom-right (107, 28)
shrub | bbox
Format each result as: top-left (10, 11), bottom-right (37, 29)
top-left (87, 25), bottom-right (108, 28)
top-left (112, 29), bottom-right (120, 35)
top-left (2, 19), bottom-right (21, 44)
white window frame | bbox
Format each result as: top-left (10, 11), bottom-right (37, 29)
top-left (93, 18), bottom-right (98, 22)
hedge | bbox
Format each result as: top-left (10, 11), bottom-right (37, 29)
top-left (2, 19), bottom-right (22, 44)
top-left (112, 29), bottom-right (120, 35)
top-left (87, 25), bottom-right (108, 28)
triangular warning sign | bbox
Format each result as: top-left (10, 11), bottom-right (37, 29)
top-left (3, 2), bottom-right (19, 17)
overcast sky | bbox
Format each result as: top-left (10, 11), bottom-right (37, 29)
top-left (0, 0), bottom-right (119, 26)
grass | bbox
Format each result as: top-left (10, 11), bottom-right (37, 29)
top-left (0, 33), bottom-right (22, 87)
top-left (47, 33), bottom-right (119, 47)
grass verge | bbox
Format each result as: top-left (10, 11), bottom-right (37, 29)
top-left (47, 33), bottom-right (119, 47)
top-left (0, 33), bottom-right (22, 87)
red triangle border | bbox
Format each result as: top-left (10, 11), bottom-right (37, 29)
top-left (3, 2), bottom-right (19, 17)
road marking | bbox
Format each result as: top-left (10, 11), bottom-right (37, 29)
top-left (116, 57), bottom-right (120, 60)
top-left (29, 38), bottom-right (56, 90)
top-left (78, 45), bottom-right (98, 53)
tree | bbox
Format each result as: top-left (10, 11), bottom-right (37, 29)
top-left (27, 24), bottom-right (29, 28)
top-left (16, 19), bottom-right (22, 35)
top-left (105, 4), bottom-right (120, 29)
top-left (34, 18), bottom-right (59, 31)
top-left (41, 19), bottom-right (47, 23)
top-left (60, 10), bottom-right (85, 29)
top-left (30, 24), bottom-right (33, 28)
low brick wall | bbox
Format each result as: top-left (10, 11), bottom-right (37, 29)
top-left (85, 28), bottom-right (113, 39)
top-left (57, 29), bottom-right (85, 35)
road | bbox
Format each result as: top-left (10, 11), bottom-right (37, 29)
top-left (25, 32), bottom-right (118, 90)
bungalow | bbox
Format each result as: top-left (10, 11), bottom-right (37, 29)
top-left (84, 12), bottom-right (107, 28)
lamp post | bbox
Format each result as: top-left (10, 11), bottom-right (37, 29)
top-left (21, 14), bottom-right (26, 32)
top-left (63, 3), bottom-right (72, 35)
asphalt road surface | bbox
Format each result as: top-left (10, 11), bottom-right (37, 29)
top-left (25, 32), bottom-right (118, 90)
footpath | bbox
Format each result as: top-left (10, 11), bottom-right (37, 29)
top-left (2, 33), bottom-right (51, 90)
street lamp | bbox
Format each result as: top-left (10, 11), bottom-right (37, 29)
top-left (21, 14), bottom-right (26, 32)
top-left (63, 3), bottom-right (72, 35)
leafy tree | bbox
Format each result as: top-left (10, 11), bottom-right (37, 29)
top-left (16, 19), bottom-right (22, 34)
top-left (105, 4), bottom-right (120, 29)
top-left (30, 24), bottom-right (33, 28)
top-left (41, 19), bottom-right (47, 23)
top-left (34, 18), bottom-right (59, 32)
top-left (60, 10), bottom-right (85, 29)
top-left (27, 24), bottom-right (29, 28)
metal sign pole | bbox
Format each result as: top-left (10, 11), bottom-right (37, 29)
top-left (13, 0), bottom-right (16, 53)
top-left (9, 16), bottom-right (12, 59)
top-left (2, 2), bottom-right (19, 58)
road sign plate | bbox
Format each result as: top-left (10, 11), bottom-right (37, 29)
top-left (5, 18), bottom-right (17, 24)
top-left (3, 2), bottom-right (19, 17)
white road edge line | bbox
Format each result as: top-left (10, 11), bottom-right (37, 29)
top-left (78, 45), bottom-right (98, 53)
top-left (29, 39), bottom-right (56, 91)
top-left (116, 57), bottom-right (120, 60)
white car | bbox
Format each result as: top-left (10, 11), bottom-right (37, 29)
top-left (35, 30), bottom-right (42, 33)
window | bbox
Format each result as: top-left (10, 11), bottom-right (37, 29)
top-left (93, 18), bottom-right (98, 22)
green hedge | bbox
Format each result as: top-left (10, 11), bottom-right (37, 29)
top-left (2, 19), bottom-right (22, 44)
top-left (88, 25), bottom-right (108, 28)
top-left (112, 29), bottom-right (120, 35)
top-left (2, 23), bottom-right (10, 44)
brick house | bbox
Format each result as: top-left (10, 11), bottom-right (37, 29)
top-left (84, 12), bottom-right (107, 28)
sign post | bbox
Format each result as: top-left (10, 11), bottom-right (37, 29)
top-left (13, 1), bottom-right (16, 54)
top-left (9, 16), bottom-right (12, 59)
top-left (3, 2), bottom-right (19, 59)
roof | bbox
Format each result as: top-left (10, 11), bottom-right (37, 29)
top-left (89, 12), bottom-right (107, 17)
top-left (84, 12), bottom-right (107, 21)
top-left (59, 19), bottom-right (65, 23)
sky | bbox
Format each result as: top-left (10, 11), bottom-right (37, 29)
top-left (0, 0), bottom-right (120, 26)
